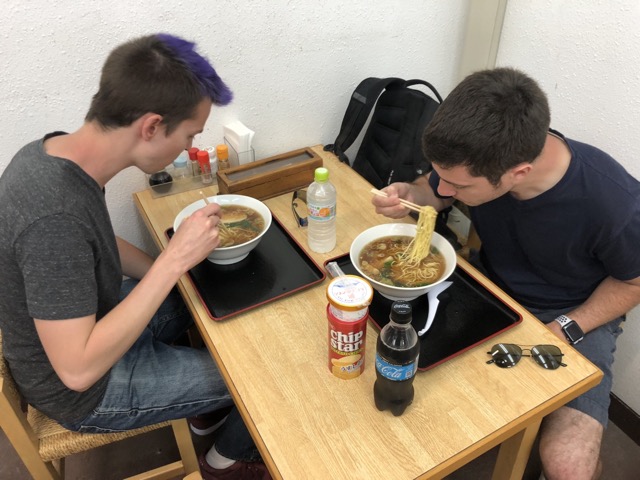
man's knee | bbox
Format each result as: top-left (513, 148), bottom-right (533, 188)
top-left (539, 407), bottom-right (603, 480)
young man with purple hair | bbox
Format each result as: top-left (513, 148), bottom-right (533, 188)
top-left (0, 34), bottom-right (269, 479)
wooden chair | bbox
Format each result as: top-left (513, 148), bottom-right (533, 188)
top-left (0, 332), bottom-right (199, 479)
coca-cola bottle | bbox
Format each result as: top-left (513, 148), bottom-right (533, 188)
top-left (374, 301), bottom-right (420, 416)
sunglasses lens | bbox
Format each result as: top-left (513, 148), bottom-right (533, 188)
top-left (531, 345), bottom-right (564, 370)
top-left (489, 343), bottom-right (522, 368)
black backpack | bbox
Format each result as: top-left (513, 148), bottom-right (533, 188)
top-left (324, 77), bottom-right (442, 187)
top-left (324, 77), bottom-right (460, 248)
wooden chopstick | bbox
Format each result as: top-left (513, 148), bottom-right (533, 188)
top-left (370, 188), bottom-right (424, 214)
top-left (199, 191), bottom-right (231, 233)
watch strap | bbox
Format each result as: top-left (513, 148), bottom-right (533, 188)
top-left (555, 314), bottom-right (573, 327)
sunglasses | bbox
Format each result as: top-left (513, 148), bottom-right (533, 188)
top-left (486, 343), bottom-right (567, 370)
top-left (291, 189), bottom-right (308, 227)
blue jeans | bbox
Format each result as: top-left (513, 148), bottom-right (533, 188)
top-left (527, 306), bottom-right (623, 428)
top-left (62, 279), bottom-right (261, 462)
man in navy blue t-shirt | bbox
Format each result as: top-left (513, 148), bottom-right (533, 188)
top-left (373, 67), bottom-right (640, 479)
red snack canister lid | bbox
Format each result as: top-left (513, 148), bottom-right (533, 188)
top-left (326, 275), bottom-right (373, 311)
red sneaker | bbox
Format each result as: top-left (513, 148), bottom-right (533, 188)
top-left (199, 453), bottom-right (271, 480)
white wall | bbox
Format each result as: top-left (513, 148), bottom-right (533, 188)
top-left (497, 1), bottom-right (640, 413)
top-left (0, 0), bottom-right (466, 252)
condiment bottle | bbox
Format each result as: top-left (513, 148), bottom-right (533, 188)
top-left (326, 275), bottom-right (373, 380)
top-left (205, 146), bottom-right (218, 174)
top-left (172, 151), bottom-right (190, 181)
top-left (217, 144), bottom-right (230, 171)
top-left (196, 150), bottom-right (213, 184)
top-left (148, 168), bottom-right (173, 193)
top-left (188, 147), bottom-right (200, 176)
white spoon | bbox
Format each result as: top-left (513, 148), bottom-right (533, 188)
top-left (418, 281), bottom-right (453, 336)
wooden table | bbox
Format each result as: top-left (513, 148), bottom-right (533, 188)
top-left (133, 145), bottom-right (602, 480)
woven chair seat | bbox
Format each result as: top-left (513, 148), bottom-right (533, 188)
top-left (1, 331), bottom-right (199, 478)
top-left (27, 407), bottom-right (171, 462)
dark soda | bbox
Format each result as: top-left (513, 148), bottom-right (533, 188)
top-left (374, 301), bottom-right (420, 416)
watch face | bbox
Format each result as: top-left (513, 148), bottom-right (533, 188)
top-left (564, 321), bottom-right (584, 342)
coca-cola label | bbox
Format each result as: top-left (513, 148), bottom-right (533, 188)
top-left (375, 354), bottom-right (418, 381)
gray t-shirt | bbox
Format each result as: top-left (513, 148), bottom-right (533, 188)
top-left (0, 132), bottom-right (121, 424)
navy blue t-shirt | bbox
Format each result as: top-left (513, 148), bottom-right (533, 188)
top-left (429, 131), bottom-right (640, 309)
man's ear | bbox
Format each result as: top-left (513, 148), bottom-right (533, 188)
top-left (139, 113), bottom-right (164, 141)
top-left (510, 163), bottom-right (532, 182)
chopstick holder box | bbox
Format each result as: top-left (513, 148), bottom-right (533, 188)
top-left (217, 147), bottom-right (323, 200)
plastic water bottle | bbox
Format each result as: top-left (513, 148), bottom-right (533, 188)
top-left (374, 301), bottom-right (420, 416)
top-left (307, 167), bottom-right (336, 253)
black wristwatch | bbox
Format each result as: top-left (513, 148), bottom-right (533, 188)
top-left (555, 315), bottom-right (584, 345)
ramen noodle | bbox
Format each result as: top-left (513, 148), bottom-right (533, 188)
top-left (401, 205), bottom-right (438, 264)
top-left (359, 226), bottom-right (445, 288)
top-left (218, 205), bottom-right (265, 247)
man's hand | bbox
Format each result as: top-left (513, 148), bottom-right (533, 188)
top-left (165, 203), bottom-right (224, 272)
top-left (371, 183), bottom-right (414, 218)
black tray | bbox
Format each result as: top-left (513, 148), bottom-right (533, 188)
top-left (327, 254), bottom-right (522, 371)
top-left (167, 215), bottom-right (325, 321)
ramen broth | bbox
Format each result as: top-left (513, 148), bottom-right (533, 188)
top-left (359, 235), bottom-right (446, 287)
top-left (218, 205), bottom-right (265, 247)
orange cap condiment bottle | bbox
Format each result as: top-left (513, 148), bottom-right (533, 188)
top-left (216, 144), bottom-right (230, 171)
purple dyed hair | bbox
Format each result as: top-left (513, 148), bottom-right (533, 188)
top-left (156, 33), bottom-right (233, 106)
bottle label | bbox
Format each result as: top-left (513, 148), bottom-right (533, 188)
top-left (308, 203), bottom-right (336, 221)
top-left (375, 354), bottom-right (418, 381)
top-left (327, 305), bottom-right (367, 380)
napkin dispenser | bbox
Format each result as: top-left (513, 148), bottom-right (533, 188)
top-left (216, 147), bottom-right (323, 200)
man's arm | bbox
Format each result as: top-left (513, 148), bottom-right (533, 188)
top-left (547, 275), bottom-right (640, 341)
top-left (372, 173), bottom-right (454, 218)
top-left (116, 236), bottom-right (154, 280)
top-left (35, 203), bottom-right (223, 392)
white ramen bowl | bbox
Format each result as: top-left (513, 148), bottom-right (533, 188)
top-left (350, 223), bottom-right (456, 301)
top-left (173, 194), bottom-right (272, 265)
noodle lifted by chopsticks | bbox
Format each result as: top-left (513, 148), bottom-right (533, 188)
top-left (401, 205), bottom-right (438, 266)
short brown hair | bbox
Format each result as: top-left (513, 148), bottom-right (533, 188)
top-left (422, 68), bottom-right (550, 185)
top-left (86, 34), bottom-right (232, 134)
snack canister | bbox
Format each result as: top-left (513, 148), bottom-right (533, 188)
top-left (326, 275), bottom-right (373, 379)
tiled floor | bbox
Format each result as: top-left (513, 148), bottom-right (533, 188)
top-left (1, 419), bottom-right (639, 479)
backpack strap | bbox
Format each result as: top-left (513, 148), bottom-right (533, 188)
top-left (324, 77), bottom-right (404, 163)
top-left (404, 79), bottom-right (443, 103)
top-left (385, 79), bottom-right (443, 185)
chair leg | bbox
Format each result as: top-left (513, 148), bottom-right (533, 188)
top-left (171, 419), bottom-right (199, 474)
top-left (0, 391), bottom-right (61, 480)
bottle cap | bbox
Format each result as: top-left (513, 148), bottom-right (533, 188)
top-left (390, 301), bottom-right (412, 324)
top-left (216, 144), bottom-right (229, 160)
top-left (196, 150), bottom-right (210, 166)
top-left (205, 146), bottom-right (217, 158)
top-left (188, 147), bottom-right (200, 160)
top-left (326, 275), bottom-right (373, 311)
top-left (314, 167), bottom-right (329, 182)
top-left (173, 151), bottom-right (188, 168)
